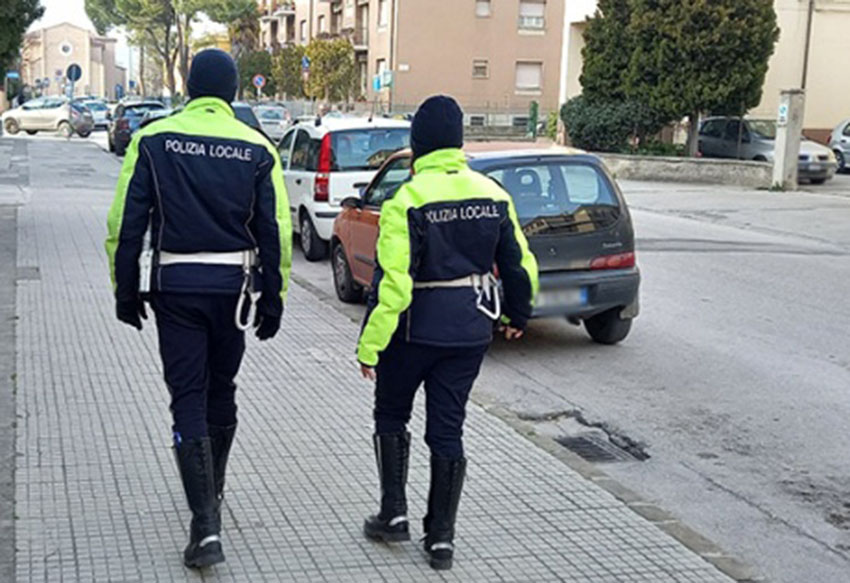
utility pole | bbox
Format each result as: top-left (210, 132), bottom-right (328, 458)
top-left (801, 0), bottom-right (815, 89)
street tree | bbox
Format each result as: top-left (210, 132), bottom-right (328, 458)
top-left (0, 0), bottom-right (44, 79)
top-left (579, 0), bottom-right (631, 103)
top-left (204, 0), bottom-right (259, 60)
top-left (304, 38), bottom-right (357, 103)
top-left (626, 0), bottom-right (779, 156)
top-left (237, 50), bottom-right (276, 99)
top-left (272, 44), bottom-right (306, 100)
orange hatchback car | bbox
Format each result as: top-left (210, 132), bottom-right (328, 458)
top-left (331, 148), bottom-right (641, 344)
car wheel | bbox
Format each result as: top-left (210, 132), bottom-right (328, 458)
top-left (25, 130), bottom-right (37, 135)
top-left (108, 134), bottom-right (115, 152)
top-left (299, 212), bottom-right (329, 261)
top-left (584, 308), bottom-right (633, 345)
top-left (834, 150), bottom-right (845, 173)
top-left (4, 119), bottom-right (19, 135)
top-left (58, 121), bottom-right (73, 139)
top-left (809, 178), bottom-right (827, 185)
top-left (332, 242), bottom-right (363, 303)
top-left (753, 155), bottom-right (768, 162)
top-left (78, 130), bottom-right (91, 138)
top-left (115, 141), bottom-right (126, 157)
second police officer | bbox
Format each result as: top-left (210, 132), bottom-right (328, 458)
top-left (358, 95), bottom-right (539, 570)
top-left (105, 49), bottom-right (291, 569)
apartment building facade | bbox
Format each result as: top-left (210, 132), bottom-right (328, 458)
top-left (21, 22), bottom-right (126, 100)
top-left (559, 0), bottom-right (850, 139)
top-left (259, 0), bottom-right (564, 122)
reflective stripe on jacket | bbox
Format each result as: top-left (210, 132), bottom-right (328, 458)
top-left (105, 97), bottom-right (292, 317)
top-left (357, 148), bottom-right (538, 367)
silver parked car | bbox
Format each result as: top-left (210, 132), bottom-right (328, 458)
top-left (81, 99), bottom-right (110, 129)
top-left (1, 96), bottom-right (94, 138)
top-left (828, 118), bottom-right (850, 173)
top-left (699, 117), bottom-right (838, 184)
top-left (254, 105), bottom-right (289, 142)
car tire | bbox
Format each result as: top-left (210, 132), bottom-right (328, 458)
top-left (834, 150), bottom-right (845, 173)
top-left (77, 130), bottom-right (91, 138)
top-left (584, 308), bottom-right (633, 345)
top-left (108, 134), bottom-right (115, 152)
top-left (299, 212), bottom-right (329, 262)
top-left (25, 130), bottom-right (37, 135)
top-left (58, 121), bottom-right (73, 139)
top-left (332, 242), bottom-right (363, 303)
top-left (753, 155), bottom-right (768, 162)
top-left (810, 178), bottom-right (827, 185)
top-left (115, 141), bottom-right (126, 157)
top-left (4, 119), bottom-right (20, 135)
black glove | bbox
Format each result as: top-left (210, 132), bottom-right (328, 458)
top-left (116, 296), bottom-right (147, 330)
top-left (253, 310), bottom-right (281, 341)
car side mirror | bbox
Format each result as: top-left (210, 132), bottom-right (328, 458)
top-left (106, 111), bottom-right (112, 121)
top-left (342, 195), bottom-right (363, 209)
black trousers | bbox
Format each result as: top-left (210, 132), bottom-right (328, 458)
top-left (151, 293), bottom-right (245, 442)
top-left (374, 337), bottom-right (488, 459)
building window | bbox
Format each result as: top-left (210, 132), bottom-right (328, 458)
top-left (469, 115), bottom-right (486, 127)
top-left (300, 19), bottom-right (307, 41)
top-left (476, 0), bottom-right (491, 17)
top-left (318, 15), bottom-right (326, 34)
top-left (518, 1), bottom-right (545, 30)
top-left (378, 0), bottom-right (389, 27)
top-left (512, 116), bottom-right (530, 129)
top-left (59, 42), bottom-right (73, 56)
top-left (472, 60), bottom-right (489, 79)
top-left (515, 61), bottom-right (543, 92)
top-left (376, 58), bottom-right (387, 76)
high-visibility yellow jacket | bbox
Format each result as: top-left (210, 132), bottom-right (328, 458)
top-left (105, 97), bottom-right (292, 317)
top-left (357, 148), bottom-right (538, 367)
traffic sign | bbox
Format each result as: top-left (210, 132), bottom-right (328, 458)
top-left (252, 74), bottom-right (266, 89)
top-left (301, 56), bottom-right (311, 72)
top-left (5, 71), bottom-right (19, 80)
top-left (115, 84), bottom-right (124, 99)
top-left (66, 64), bottom-right (82, 82)
top-left (55, 69), bottom-right (63, 79)
top-left (128, 80), bottom-right (136, 90)
top-left (42, 78), bottom-right (50, 88)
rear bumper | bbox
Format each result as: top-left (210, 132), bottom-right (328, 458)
top-left (531, 267), bottom-right (641, 320)
top-left (799, 161), bottom-right (837, 181)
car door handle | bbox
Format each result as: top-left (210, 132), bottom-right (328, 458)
top-left (295, 178), bottom-right (302, 185)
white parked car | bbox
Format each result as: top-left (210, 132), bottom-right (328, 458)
top-left (255, 105), bottom-right (289, 142)
top-left (278, 117), bottom-right (411, 260)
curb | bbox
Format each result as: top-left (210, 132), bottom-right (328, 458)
top-left (482, 404), bottom-right (766, 583)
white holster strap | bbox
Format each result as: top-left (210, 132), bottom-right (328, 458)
top-left (413, 273), bottom-right (501, 321)
top-left (158, 250), bottom-right (259, 331)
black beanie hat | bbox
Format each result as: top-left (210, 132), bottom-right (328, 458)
top-left (410, 95), bottom-right (464, 159)
top-left (187, 49), bottom-right (239, 103)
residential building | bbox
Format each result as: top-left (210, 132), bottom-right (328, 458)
top-left (259, 0), bottom-right (565, 123)
top-left (20, 22), bottom-right (126, 100)
top-left (559, 0), bottom-right (850, 140)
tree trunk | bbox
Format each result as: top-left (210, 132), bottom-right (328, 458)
top-left (139, 46), bottom-right (146, 96)
top-left (686, 111), bottom-right (700, 157)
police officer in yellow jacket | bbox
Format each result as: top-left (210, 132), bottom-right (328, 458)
top-left (358, 96), bottom-right (538, 570)
top-left (105, 50), bottom-right (291, 569)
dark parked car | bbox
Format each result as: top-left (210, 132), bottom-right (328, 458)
top-left (232, 102), bottom-right (261, 132)
top-left (331, 149), bottom-right (640, 344)
top-left (108, 101), bottom-right (165, 156)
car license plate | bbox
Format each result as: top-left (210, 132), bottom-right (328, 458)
top-left (809, 164), bottom-right (822, 172)
top-left (536, 287), bottom-right (588, 309)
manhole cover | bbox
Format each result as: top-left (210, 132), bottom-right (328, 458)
top-left (556, 434), bottom-right (638, 463)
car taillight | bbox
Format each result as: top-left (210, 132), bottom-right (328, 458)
top-left (314, 133), bottom-right (332, 202)
top-left (590, 251), bottom-right (635, 270)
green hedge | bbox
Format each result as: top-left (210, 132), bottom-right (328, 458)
top-left (561, 95), bottom-right (667, 153)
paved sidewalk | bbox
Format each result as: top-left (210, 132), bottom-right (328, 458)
top-left (10, 139), bottom-right (734, 582)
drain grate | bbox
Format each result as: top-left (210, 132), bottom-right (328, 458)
top-left (556, 434), bottom-right (639, 463)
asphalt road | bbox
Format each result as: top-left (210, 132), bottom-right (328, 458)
top-left (8, 130), bottom-right (850, 582)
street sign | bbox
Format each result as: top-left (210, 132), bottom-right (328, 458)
top-left (66, 64), bottom-right (82, 82)
top-left (115, 84), bottom-right (124, 100)
top-left (128, 80), bottom-right (136, 90)
top-left (301, 55), bottom-right (311, 72)
top-left (372, 75), bottom-right (381, 92)
top-left (5, 71), bottom-right (20, 80)
top-left (252, 74), bottom-right (266, 89)
top-left (777, 103), bottom-right (789, 127)
top-left (42, 78), bottom-right (50, 88)
top-left (55, 69), bottom-right (63, 79)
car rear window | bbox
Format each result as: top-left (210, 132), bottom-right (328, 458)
top-left (258, 108), bottom-right (285, 120)
top-left (84, 101), bottom-right (108, 111)
top-left (484, 162), bottom-right (621, 234)
top-left (330, 128), bottom-right (410, 171)
top-left (125, 104), bottom-right (164, 117)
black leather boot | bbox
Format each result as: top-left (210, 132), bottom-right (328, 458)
top-left (175, 437), bottom-right (225, 569)
top-left (208, 424), bottom-right (237, 521)
top-left (364, 432), bottom-right (411, 542)
top-left (422, 456), bottom-right (466, 571)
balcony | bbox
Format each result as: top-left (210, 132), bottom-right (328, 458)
top-left (518, 16), bottom-right (545, 30)
top-left (273, 1), bottom-right (296, 16)
top-left (352, 26), bottom-right (368, 50)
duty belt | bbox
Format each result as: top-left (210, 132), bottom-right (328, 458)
top-left (155, 250), bottom-right (259, 332)
top-left (413, 273), bottom-right (501, 320)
